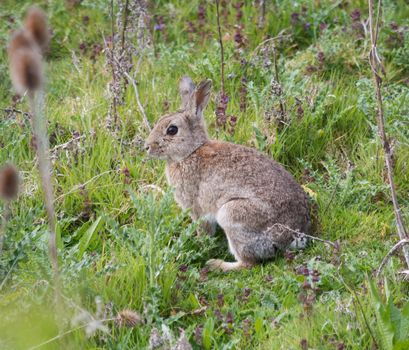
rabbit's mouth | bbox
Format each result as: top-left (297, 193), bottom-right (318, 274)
top-left (144, 145), bottom-right (167, 160)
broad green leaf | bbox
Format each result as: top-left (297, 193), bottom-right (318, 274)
top-left (393, 339), bottom-right (409, 350)
top-left (369, 279), bottom-right (382, 310)
top-left (202, 317), bottom-right (214, 350)
top-left (78, 216), bottom-right (104, 258)
top-left (388, 298), bottom-right (402, 341)
top-left (399, 303), bottom-right (409, 342)
top-left (254, 316), bottom-right (264, 340)
top-left (379, 308), bottom-right (395, 350)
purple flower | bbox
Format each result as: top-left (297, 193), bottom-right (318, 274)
top-left (319, 22), bottom-right (327, 31)
top-left (226, 312), bottom-right (234, 324)
top-left (179, 265), bottom-right (188, 272)
top-left (217, 293), bottom-right (224, 307)
top-left (390, 22), bottom-right (399, 31)
top-left (291, 12), bottom-right (300, 25)
top-left (194, 325), bottom-right (203, 344)
top-left (351, 9), bottom-right (361, 22)
top-left (317, 51), bottom-right (325, 64)
top-left (214, 309), bottom-right (223, 320)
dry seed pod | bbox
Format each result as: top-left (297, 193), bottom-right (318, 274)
top-left (115, 309), bottom-right (143, 328)
top-left (0, 164), bottom-right (19, 201)
top-left (24, 6), bottom-right (50, 52)
top-left (8, 30), bottom-right (43, 95)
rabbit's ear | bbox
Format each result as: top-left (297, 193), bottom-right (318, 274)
top-left (194, 79), bottom-right (212, 119)
top-left (179, 76), bottom-right (195, 109)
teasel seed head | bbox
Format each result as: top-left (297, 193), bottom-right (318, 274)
top-left (24, 6), bottom-right (50, 52)
top-left (8, 30), bottom-right (43, 95)
top-left (115, 309), bottom-right (143, 328)
top-left (0, 164), bottom-right (19, 201)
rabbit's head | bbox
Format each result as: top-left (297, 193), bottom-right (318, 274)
top-left (145, 76), bottom-right (212, 161)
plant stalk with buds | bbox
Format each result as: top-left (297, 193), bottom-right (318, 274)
top-left (0, 164), bottom-right (19, 252)
top-left (7, 7), bottom-right (59, 278)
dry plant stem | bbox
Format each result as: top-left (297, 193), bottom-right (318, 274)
top-left (322, 176), bottom-right (342, 216)
top-left (51, 134), bottom-right (86, 152)
top-left (28, 90), bottom-right (59, 278)
top-left (0, 200), bottom-right (11, 252)
top-left (123, 70), bottom-right (151, 131)
top-left (55, 170), bottom-right (114, 201)
top-left (120, 0), bottom-right (129, 51)
top-left (28, 318), bottom-right (115, 350)
top-left (377, 239), bottom-right (409, 277)
top-left (345, 282), bottom-right (378, 347)
top-left (215, 0), bottom-right (225, 94)
top-left (110, 0), bottom-right (118, 126)
top-left (250, 33), bottom-right (291, 60)
top-left (268, 223), bottom-right (337, 248)
top-left (272, 46), bottom-right (286, 120)
top-left (0, 257), bottom-right (18, 290)
top-left (2, 107), bottom-right (30, 119)
top-left (368, 0), bottom-right (409, 268)
top-left (258, 0), bottom-right (266, 28)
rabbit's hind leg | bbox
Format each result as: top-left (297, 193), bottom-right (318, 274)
top-left (205, 199), bottom-right (276, 271)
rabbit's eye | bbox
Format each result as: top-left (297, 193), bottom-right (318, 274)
top-left (166, 125), bottom-right (178, 136)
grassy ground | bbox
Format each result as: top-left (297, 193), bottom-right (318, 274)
top-left (1, 0), bottom-right (409, 349)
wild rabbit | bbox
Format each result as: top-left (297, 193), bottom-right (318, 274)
top-left (145, 77), bottom-right (311, 271)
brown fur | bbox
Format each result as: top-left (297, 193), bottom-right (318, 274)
top-left (145, 77), bottom-right (311, 271)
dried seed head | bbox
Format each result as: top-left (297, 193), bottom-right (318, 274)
top-left (173, 328), bottom-right (192, 350)
top-left (8, 30), bottom-right (43, 95)
top-left (115, 309), bottom-right (143, 328)
top-left (149, 328), bottom-right (164, 349)
top-left (7, 29), bottom-right (36, 52)
top-left (24, 6), bottom-right (49, 52)
top-left (0, 164), bottom-right (19, 201)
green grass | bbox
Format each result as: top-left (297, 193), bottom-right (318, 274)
top-left (1, 0), bottom-right (409, 349)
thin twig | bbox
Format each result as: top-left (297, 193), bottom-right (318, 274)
top-left (215, 0), bottom-right (225, 94)
top-left (377, 239), bottom-right (409, 277)
top-left (123, 70), bottom-right (151, 132)
top-left (110, 0), bottom-right (118, 126)
top-left (28, 318), bottom-right (115, 350)
top-left (272, 45), bottom-right (286, 123)
top-left (345, 281), bottom-right (379, 347)
top-left (257, 0), bottom-right (266, 28)
top-left (266, 223), bottom-right (338, 248)
top-left (55, 170), bottom-right (115, 201)
top-left (322, 175), bottom-right (342, 216)
top-left (0, 256), bottom-right (18, 291)
top-left (1, 107), bottom-right (30, 119)
top-left (249, 33), bottom-right (291, 61)
top-left (105, 35), bottom-right (151, 132)
top-left (70, 50), bottom-right (81, 74)
top-left (368, 0), bottom-right (409, 268)
top-left (51, 134), bottom-right (86, 152)
top-left (120, 0), bottom-right (129, 52)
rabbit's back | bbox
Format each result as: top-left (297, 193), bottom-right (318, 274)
top-left (167, 141), bottom-right (310, 234)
